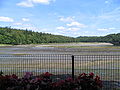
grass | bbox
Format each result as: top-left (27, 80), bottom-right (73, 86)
top-left (0, 44), bottom-right (12, 46)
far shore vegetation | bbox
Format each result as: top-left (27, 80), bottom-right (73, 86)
top-left (0, 27), bottom-right (120, 46)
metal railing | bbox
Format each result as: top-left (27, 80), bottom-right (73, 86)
top-left (0, 54), bottom-right (120, 81)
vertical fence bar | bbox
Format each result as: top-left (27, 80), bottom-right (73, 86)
top-left (72, 55), bottom-right (74, 79)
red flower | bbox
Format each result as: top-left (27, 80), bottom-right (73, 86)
top-left (43, 72), bottom-right (53, 77)
top-left (65, 77), bottom-right (73, 82)
top-left (5, 75), bottom-right (11, 79)
top-left (95, 75), bottom-right (100, 81)
top-left (95, 75), bottom-right (102, 87)
top-left (56, 80), bottom-right (65, 87)
top-left (89, 72), bottom-right (94, 76)
top-left (80, 73), bottom-right (87, 77)
top-left (89, 72), bottom-right (94, 78)
top-left (35, 77), bottom-right (43, 82)
top-left (78, 73), bottom-right (87, 79)
top-left (12, 74), bottom-right (18, 79)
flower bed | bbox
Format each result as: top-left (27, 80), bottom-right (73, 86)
top-left (0, 71), bottom-right (102, 90)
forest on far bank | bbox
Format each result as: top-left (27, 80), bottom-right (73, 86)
top-left (0, 27), bottom-right (120, 46)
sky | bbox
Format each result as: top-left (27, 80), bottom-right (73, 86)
top-left (0, 0), bottom-right (120, 37)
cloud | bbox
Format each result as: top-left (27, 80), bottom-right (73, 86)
top-left (105, 0), bottom-right (113, 4)
top-left (97, 27), bottom-right (116, 31)
top-left (17, 0), bottom-right (33, 7)
top-left (13, 22), bottom-right (22, 25)
top-left (32, 0), bottom-right (53, 4)
top-left (57, 16), bottom-right (87, 33)
top-left (17, 0), bottom-right (55, 7)
top-left (56, 26), bottom-right (80, 32)
top-left (0, 16), bottom-right (14, 22)
top-left (67, 27), bottom-right (80, 31)
top-left (59, 16), bottom-right (74, 22)
top-left (56, 26), bottom-right (66, 30)
top-left (109, 27), bottom-right (116, 30)
top-left (22, 18), bottom-right (30, 22)
top-left (95, 7), bottom-right (120, 22)
top-left (97, 28), bottom-right (108, 31)
top-left (88, 7), bottom-right (120, 32)
top-left (67, 21), bottom-right (86, 28)
top-left (105, 0), bottom-right (109, 4)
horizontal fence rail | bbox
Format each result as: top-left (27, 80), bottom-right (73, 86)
top-left (0, 54), bottom-right (120, 81)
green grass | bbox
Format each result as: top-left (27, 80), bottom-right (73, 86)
top-left (0, 44), bottom-right (12, 46)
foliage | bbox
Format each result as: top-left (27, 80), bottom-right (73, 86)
top-left (0, 26), bottom-right (120, 46)
top-left (76, 36), bottom-right (105, 42)
top-left (0, 27), bottom-right (75, 45)
top-left (0, 72), bottom-right (102, 90)
top-left (104, 33), bottom-right (120, 46)
top-left (77, 33), bottom-right (120, 46)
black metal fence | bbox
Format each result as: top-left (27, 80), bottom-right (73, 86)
top-left (0, 54), bottom-right (120, 81)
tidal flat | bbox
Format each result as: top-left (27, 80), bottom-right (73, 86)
top-left (0, 42), bottom-right (119, 55)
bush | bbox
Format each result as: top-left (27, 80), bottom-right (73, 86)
top-left (0, 72), bottom-right (102, 90)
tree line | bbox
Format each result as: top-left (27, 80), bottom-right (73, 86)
top-left (0, 27), bottom-right (120, 46)
top-left (0, 27), bottom-right (75, 45)
top-left (77, 34), bottom-right (120, 46)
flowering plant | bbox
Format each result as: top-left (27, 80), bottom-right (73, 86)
top-left (76, 72), bottom-right (102, 90)
top-left (0, 72), bottom-right (102, 90)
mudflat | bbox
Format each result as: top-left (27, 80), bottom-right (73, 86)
top-left (0, 42), bottom-right (119, 55)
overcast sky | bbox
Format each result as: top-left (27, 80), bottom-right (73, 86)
top-left (0, 0), bottom-right (120, 37)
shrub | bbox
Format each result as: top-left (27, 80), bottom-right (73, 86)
top-left (0, 72), bottom-right (102, 90)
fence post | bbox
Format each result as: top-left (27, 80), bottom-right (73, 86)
top-left (72, 55), bottom-right (74, 79)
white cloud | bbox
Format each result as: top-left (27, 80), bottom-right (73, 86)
top-left (97, 28), bottom-right (108, 31)
top-left (97, 27), bottom-right (116, 32)
top-left (24, 23), bottom-right (32, 26)
top-left (59, 16), bottom-right (74, 22)
top-left (96, 7), bottom-right (120, 21)
top-left (17, 0), bottom-right (55, 7)
top-left (105, 0), bottom-right (109, 4)
top-left (57, 17), bottom-right (86, 33)
top-left (22, 18), bottom-right (30, 22)
top-left (13, 22), bottom-right (22, 25)
top-left (56, 26), bottom-right (66, 30)
top-left (68, 27), bottom-right (80, 31)
top-left (56, 26), bottom-right (80, 32)
top-left (32, 0), bottom-right (52, 4)
top-left (17, 0), bottom-right (33, 7)
top-left (97, 28), bottom-right (112, 31)
top-left (109, 27), bottom-right (116, 30)
top-left (67, 21), bottom-right (86, 28)
top-left (0, 16), bottom-right (14, 22)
